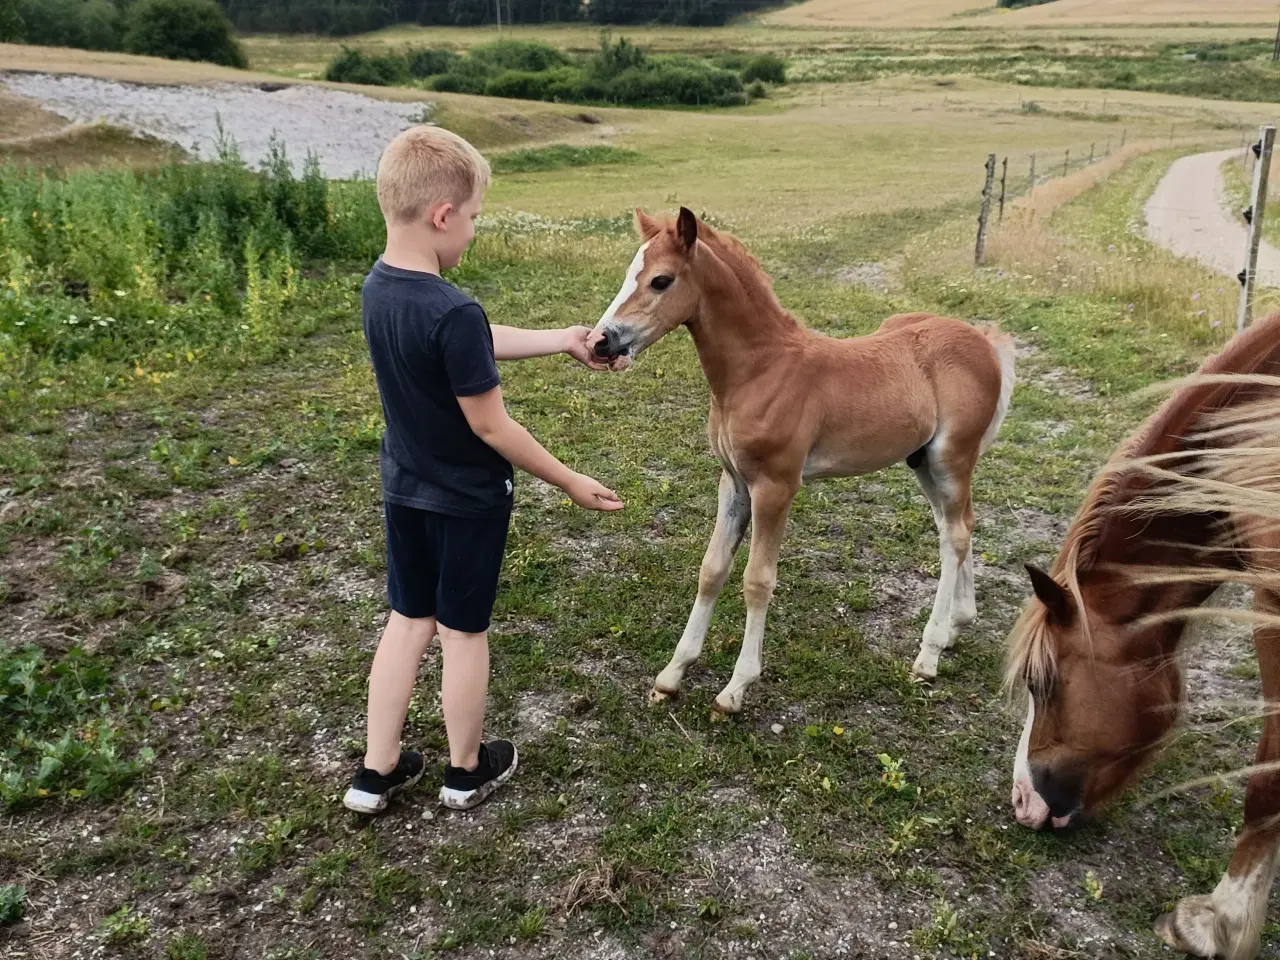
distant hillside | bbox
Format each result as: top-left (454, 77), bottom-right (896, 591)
top-left (766, 0), bottom-right (1277, 27)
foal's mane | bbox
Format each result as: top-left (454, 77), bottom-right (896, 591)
top-left (689, 220), bottom-right (792, 321)
top-left (1006, 313), bottom-right (1280, 694)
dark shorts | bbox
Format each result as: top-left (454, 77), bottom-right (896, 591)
top-left (384, 502), bottom-right (511, 634)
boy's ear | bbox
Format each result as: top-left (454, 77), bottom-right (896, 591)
top-left (634, 208), bottom-right (661, 241)
top-left (429, 201), bottom-right (454, 230)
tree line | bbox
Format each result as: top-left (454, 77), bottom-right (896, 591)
top-left (218, 0), bottom-right (795, 35)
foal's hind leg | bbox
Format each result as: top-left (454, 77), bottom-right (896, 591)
top-left (1156, 586), bottom-right (1280, 960)
top-left (911, 453), bottom-right (976, 680)
top-left (652, 470), bottom-right (750, 702)
top-left (910, 460), bottom-right (976, 646)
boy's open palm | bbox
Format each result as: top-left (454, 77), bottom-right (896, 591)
top-left (566, 473), bottom-right (625, 511)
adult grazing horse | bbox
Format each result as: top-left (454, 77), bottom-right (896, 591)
top-left (589, 207), bottom-right (1014, 715)
top-left (1007, 312), bottom-right (1280, 959)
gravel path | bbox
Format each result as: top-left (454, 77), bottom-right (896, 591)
top-left (1144, 147), bottom-right (1280, 286)
top-left (2, 72), bottom-right (429, 179)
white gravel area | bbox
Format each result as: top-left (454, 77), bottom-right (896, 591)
top-left (2, 72), bottom-right (432, 179)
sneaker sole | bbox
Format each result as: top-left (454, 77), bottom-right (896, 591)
top-left (438, 745), bottom-right (519, 811)
top-left (342, 766), bottom-right (426, 815)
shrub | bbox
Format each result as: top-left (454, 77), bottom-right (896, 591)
top-left (125, 0), bottom-right (247, 69)
top-left (742, 53), bottom-right (786, 85)
top-left (429, 56), bottom-right (496, 94)
top-left (406, 46), bottom-right (458, 77)
top-left (323, 46), bottom-right (411, 86)
top-left (469, 39), bottom-right (572, 73)
top-left (748, 80), bottom-right (768, 99)
top-left (608, 57), bottom-right (744, 107)
top-left (484, 69), bottom-right (552, 100)
top-left (589, 33), bottom-right (646, 78)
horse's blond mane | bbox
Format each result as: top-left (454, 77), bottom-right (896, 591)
top-left (1004, 315), bottom-right (1280, 696)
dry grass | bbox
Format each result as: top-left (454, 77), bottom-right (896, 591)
top-left (1, 124), bottom-right (184, 170)
top-left (1010, 139), bottom-right (1179, 220)
top-left (0, 86), bottom-right (183, 169)
top-left (767, 0), bottom-right (1278, 27)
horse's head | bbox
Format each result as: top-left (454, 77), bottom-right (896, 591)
top-left (1009, 564), bottom-right (1182, 831)
top-left (588, 207), bottom-right (702, 370)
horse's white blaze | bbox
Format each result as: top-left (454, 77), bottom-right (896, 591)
top-left (1013, 697), bottom-right (1034, 788)
top-left (599, 241), bottom-right (649, 327)
top-left (1011, 697), bottom-right (1052, 829)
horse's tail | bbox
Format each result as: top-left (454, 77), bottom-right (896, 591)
top-left (978, 323), bottom-right (1016, 455)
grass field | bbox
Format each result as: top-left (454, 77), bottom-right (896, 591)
top-left (3, 19), bottom-right (1280, 960)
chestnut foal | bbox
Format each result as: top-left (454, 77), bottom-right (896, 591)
top-left (590, 208), bottom-right (1014, 715)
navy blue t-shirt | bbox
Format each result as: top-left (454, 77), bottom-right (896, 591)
top-left (362, 260), bottom-right (514, 518)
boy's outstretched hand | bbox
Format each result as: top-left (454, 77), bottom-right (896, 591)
top-left (565, 472), bottom-right (625, 511)
top-left (563, 326), bottom-right (612, 371)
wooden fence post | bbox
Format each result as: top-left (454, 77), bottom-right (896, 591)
top-left (998, 157), bottom-right (1008, 223)
top-left (1063, 150), bottom-right (1070, 178)
top-left (1238, 125), bottom-right (1277, 331)
top-left (1029, 153), bottom-right (1036, 194)
top-left (975, 153), bottom-right (996, 266)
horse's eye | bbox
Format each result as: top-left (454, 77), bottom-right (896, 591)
top-left (650, 275), bottom-right (673, 291)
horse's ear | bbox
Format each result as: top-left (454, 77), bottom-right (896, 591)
top-left (634, 208), bottom-right (660, 240)
top-left (676, 206), bottom-right (698, 251)
top-left (1025, 564), bottom-right (1075, 627)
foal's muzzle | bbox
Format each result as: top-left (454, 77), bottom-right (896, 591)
top-left (593, 326), bottom-right (624, 360)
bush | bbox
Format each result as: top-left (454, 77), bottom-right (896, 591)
top-left (470, 39), bottom-right (572, 73)
top-left (748, 80), bottom-right (768, 99)
top-left (125, 0), bottom-right (246, 69)
top-left (589, 33), bottom-right (647, 78)
top-left (406, 46), bottom-right (458, 78)
top-left (608, 57), bottom-right (744, 107)
top-left (323, 46), bottom-right (411, 86)
top-left (484, 69), bottom-right (552, 100)
top-left (742, 53), bottom-right (786, 85)
top-left (429, 56), bottom-right (496, 94)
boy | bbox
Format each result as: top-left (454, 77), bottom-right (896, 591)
top-left (344, 126), bottom-right (623, 815)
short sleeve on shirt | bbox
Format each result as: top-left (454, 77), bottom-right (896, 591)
top-left (435, 303), bottom-right (501, 397)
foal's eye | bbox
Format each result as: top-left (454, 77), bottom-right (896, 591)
top-left (650, 275), bottom-right (673, 292)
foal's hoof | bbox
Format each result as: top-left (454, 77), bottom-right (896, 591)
top-left (649, 685), bottom-right (678, 705)
top-left (911, 654), bottom-right (939, 681)
top-left (709, 706), bottom-right (733, 723)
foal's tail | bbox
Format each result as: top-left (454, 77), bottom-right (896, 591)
top-left (978, 324), bottom-right (1016, 454)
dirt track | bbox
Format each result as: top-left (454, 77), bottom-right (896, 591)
top-left (1144, 147), bottom-right (1280, 287)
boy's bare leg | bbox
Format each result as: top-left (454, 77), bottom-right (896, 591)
top-left (438, 625), bottom-right (488, 771)
top-left (364, 612), bottom-right (437, 774)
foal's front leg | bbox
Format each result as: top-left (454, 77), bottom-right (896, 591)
top-left (1155, 588), bottom-right (1280, 960)
top-left (712, 475), bottom-right (798, 716)
top-left (651, 470), bottom-right (750, 702)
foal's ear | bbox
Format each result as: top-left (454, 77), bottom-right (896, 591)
top-left (1025, 564), bottom-right (1075, 627)
top-left (634, 208), bottom-right (661, 241)
top-left (676, 206), bottom-right (698, 251)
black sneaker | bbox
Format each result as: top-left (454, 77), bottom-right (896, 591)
top-left (343, 751), bottom-right (425, 814)
top-left (439, 740), bottom-right (518, 811)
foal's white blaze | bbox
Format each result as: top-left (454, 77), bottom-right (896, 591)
top-left (599, 241), bottom-right (649, 328)
top-left (1012, 698), bottom-right (1051, 829)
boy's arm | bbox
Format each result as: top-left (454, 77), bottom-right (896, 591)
top-left (491, 324), bottom-right (607, 369)
top-left (457, 386), bottom-right (623, 511)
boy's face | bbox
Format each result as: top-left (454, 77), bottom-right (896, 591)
top-left (430, 190), bottom-right (483, 271)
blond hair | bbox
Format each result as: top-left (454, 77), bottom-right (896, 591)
top-left (376, 125), bottom-right (491, 223)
